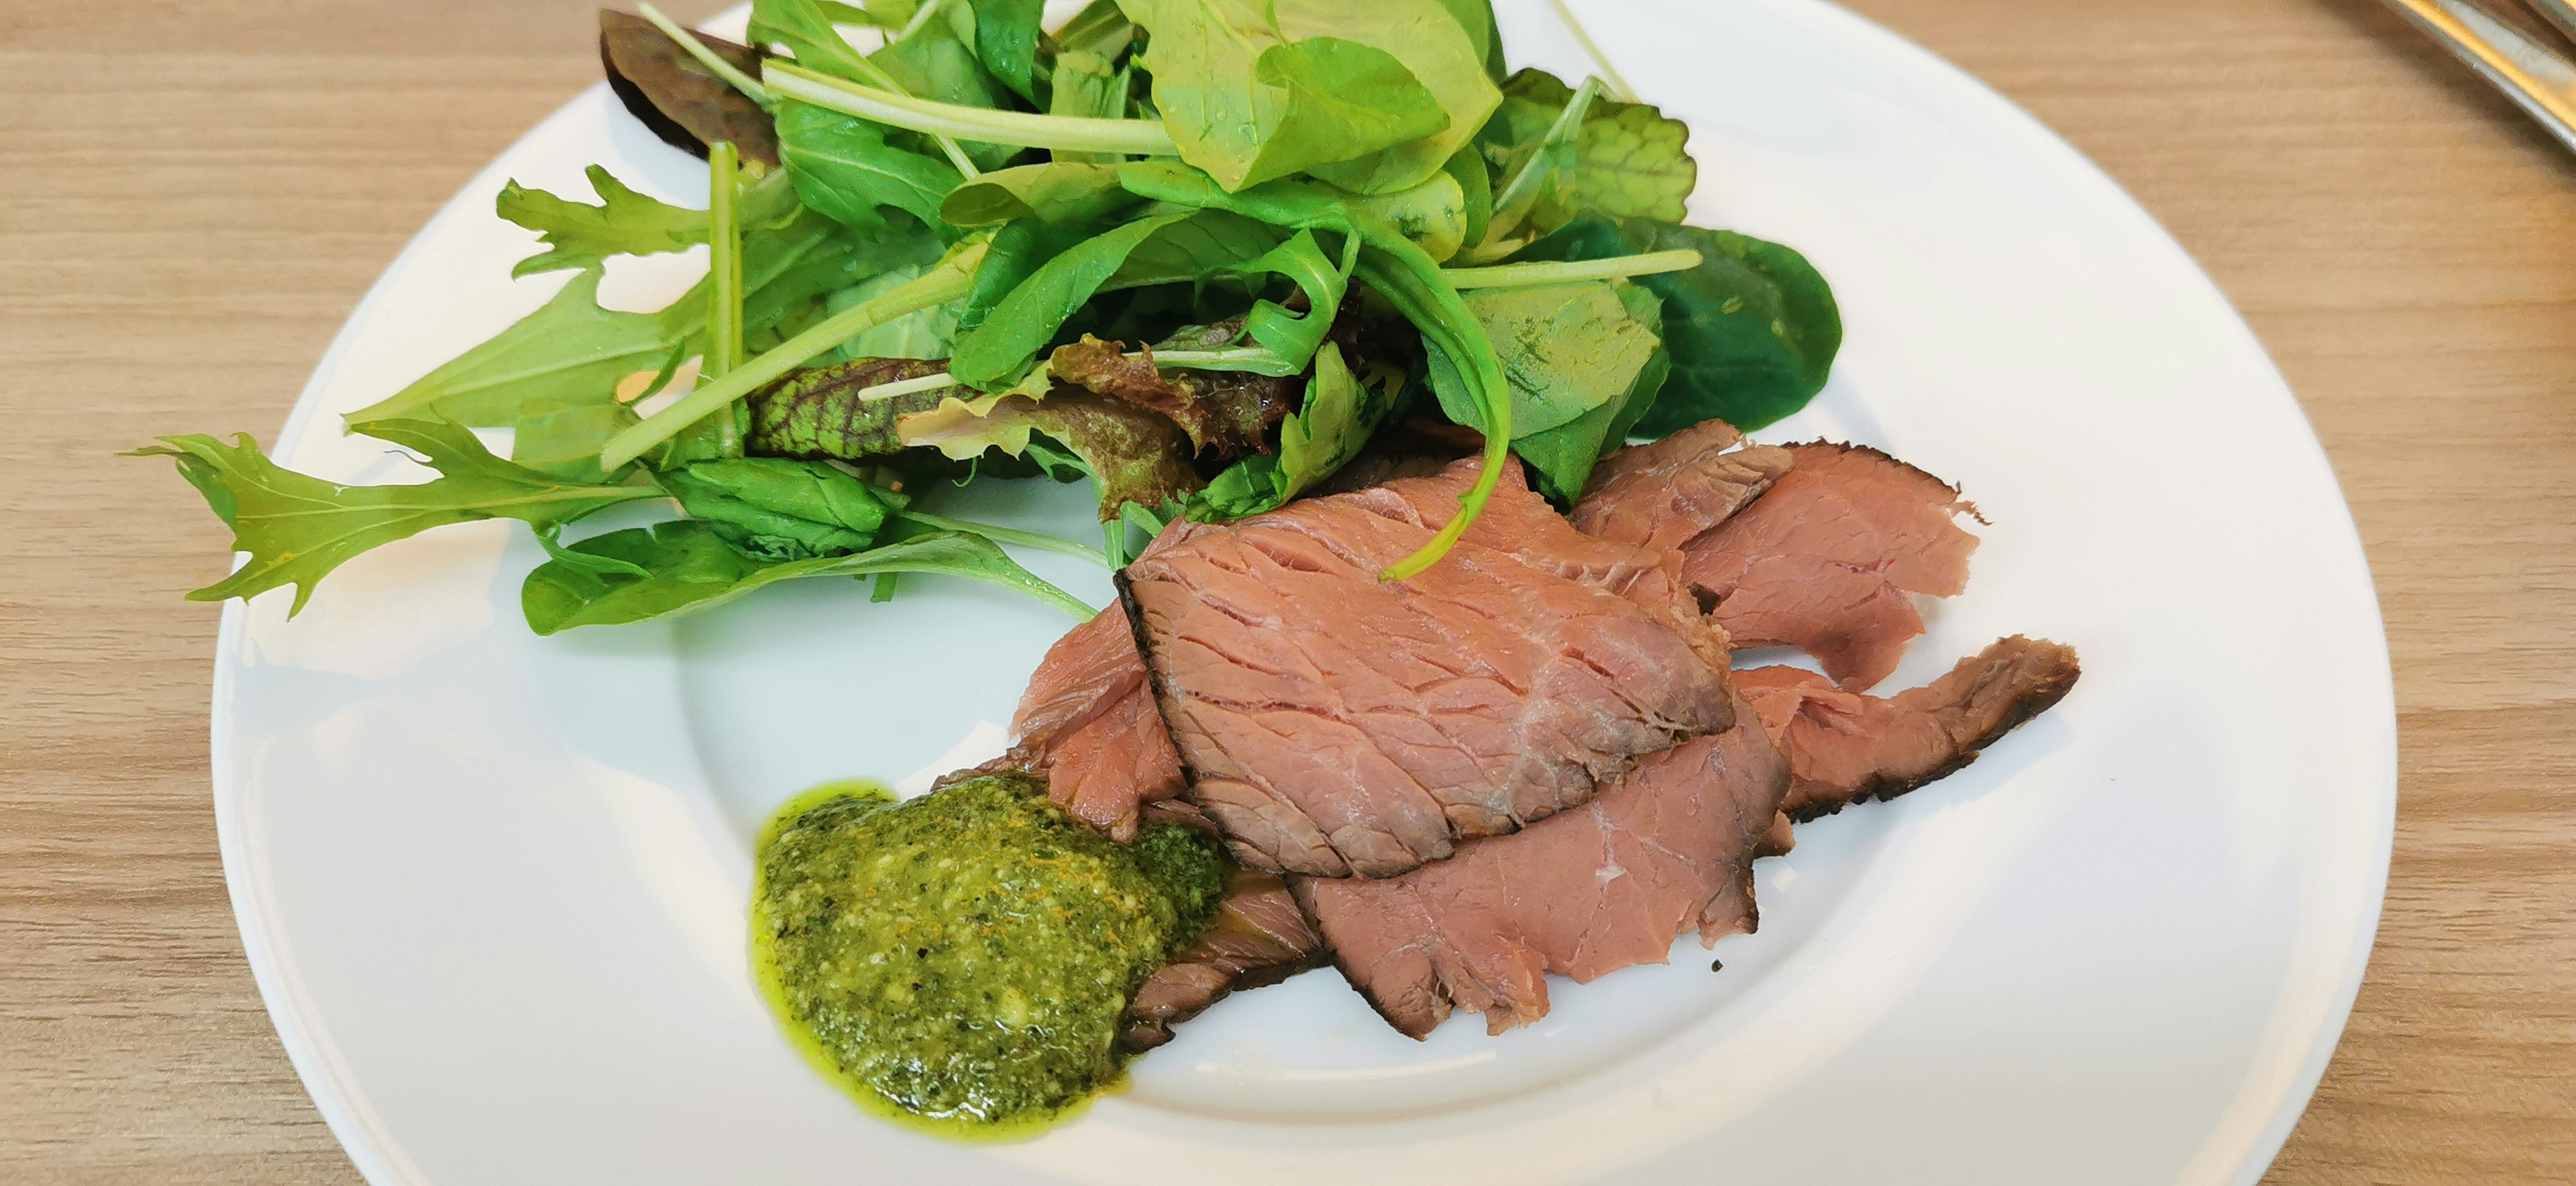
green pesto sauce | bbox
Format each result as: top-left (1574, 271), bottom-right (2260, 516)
top-left (751, 773), bottom-right (1227, 1138)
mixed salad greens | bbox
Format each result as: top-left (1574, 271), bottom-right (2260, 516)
top-left (140, 0), bottom-right (1840, 629)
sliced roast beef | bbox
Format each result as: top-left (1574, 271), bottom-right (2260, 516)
top-left (1682, 443), bottom-right (1980, 690)
top-left (987, 608), bottom-right (1185, 841)
top-left (1122, 455), bottom-right (1737, 878)
top-left (1120, 868), bottom-right (1324, 1050)
top-left (1572, 419), bottom-right (1796, 554)
top-left (1736, 635), bottom-right (2080, 821)
top-left (1295, 692), bottom-right (1792, 1038)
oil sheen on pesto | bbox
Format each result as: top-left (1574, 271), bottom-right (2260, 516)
top-left (751, 772), bottom-right (1226, 1135)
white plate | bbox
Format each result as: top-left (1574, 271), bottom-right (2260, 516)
top-left (210, 1), bottom-right (2397, 1182)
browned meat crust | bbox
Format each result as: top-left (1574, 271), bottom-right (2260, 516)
top-left (1120, 869), bottom-right (1324, 1050)
top-left (1736, 636), bottom-right (2080, 821)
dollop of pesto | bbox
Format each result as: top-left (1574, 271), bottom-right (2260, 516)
top-left (751, 773), bottom-right (1226, 1137)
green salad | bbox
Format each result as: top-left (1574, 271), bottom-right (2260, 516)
top-left (137, 0), bottom-right (1841, 629)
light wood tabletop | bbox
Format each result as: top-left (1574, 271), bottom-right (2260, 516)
top-left (3, 0), bottom-right (2569, 1181)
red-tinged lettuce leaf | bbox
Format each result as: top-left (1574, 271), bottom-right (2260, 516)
top-left (522, 521), bottom-right (1089, 633)
top-left (897, 389), bottom-right (1203, 517)
top-left (1046, 335), bottom-right (1295, 456)
top-left (131, 419), bottom-right (660, 615)
top-left (745, 357), bottom-right (955, 460)
top-left (600, 9), bottom-right (780, 166)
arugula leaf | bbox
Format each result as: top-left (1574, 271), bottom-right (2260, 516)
top-left (940, 162), bottom-right (1134, 227)
top-left (133, 419), bottom-right (660, 614)
top-left (750, 0), bottom-right (880, 82)
top-left (1191, 341), bottom-right (1388, 517)
top-left (947, 210), bottom-right (1196, 389)
top-left (958, 217), bottom-right (1089, 333)
top-left (497, 166), bottom-right (706, 278)
top-left (746, 357), bottom-right (957, 458)
top-left (1519, 215), bottom-right (1839, 433)
top-left (1287, 0), bottom-right (1502, 195)
top-left (522, 523), bottom-right (1090, 634)
top-left (967, 0), bottom-right (1046, 103)
top-left (1422, 280), bottom-right (1662, 438)
top-left (658, 456), bottom-right (893, 561)
top-left (1508, 282), bottom-right (1668, 501)
top-left (1114, 0), bottom-right (1448, 191)
top-left (775, 100), bottom-right (965, 234)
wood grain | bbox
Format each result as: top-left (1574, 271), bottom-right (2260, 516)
top-left (0, 0), bottom-right (2568, 1181)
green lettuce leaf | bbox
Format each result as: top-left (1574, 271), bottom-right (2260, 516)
top-left (896, 390), bottom-right (1203, 516)
top-left (1289, 0), bottom-right (1502, 195)
top-left (1509, 283), bottom-right (1668, 501)
top-left (1518, 215), bottom-right (1839, 433)
top-left (1191, 341), bottom-right (1389, 517)
top-left (967, 0), bottom-right (1046, 102)
top-left (133, 419), bottom-right (660, 614)
top-left (1424, 279), bottom-right (1663, 437)
top-left (496, 165), bottom-right (707, 277)
top-left (940, 162), bottom-right (1134, 227)
top-left (522, 523), bottom-right (1090, 634)
top-left (1114, 0), bottom-right (1449, 191)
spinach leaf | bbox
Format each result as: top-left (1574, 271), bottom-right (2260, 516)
top-left (1347, 170), bottom-right (1468, 262)
top-left (658, 456), bottom-right (893, 561)
top-left (958, 217), bottom-right (1092, 332)
top-left (1508, 282), bottom-right (1668, 501)
top-left (497, 165), bottom-right (706, 278)
top-left (1519, 215), bottom-right (1839, 433)
top-left (940, 162), bottom-right (1134, 227)
top-left (1113, 0), bottom-right (1448, 191)
top-left (133, 419), bottom-right (661, 614)
top-left (1099, 209), bottom-right (1283, 290)
top-left (523, 523), bottom-right (1089, 634)
top-left (1286, 0), bottom-right (1502, 195)
top-left (1422, 279), bottom-right (1662, 438)
top-left (947, 210), bottom-right (1196, 390)
top-left (775, 100), bottom-right (964, 235)
top-left (870, 7), bottom-right (1022, 168)
top-left (967, 0), bottom-right (1046, 103)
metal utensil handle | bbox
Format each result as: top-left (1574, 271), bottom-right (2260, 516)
top-left (2383, 0), bottom-right (2576, 154)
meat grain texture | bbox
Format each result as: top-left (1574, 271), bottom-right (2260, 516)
top-left (1681, 443), bottom-right (1981, 690)
top-left (986, 608), bottom-right (1185, 841)
top-left (1297, 693), bottom-right (1793, 1038)
top-left (1122, 457), bottom-right (1736, 878)
top-left (1571, 419), bottom-right (1795, 553)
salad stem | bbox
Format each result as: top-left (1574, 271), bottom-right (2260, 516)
top-left (637, 3), bottom-right (773, 105)
top-left (705, 140), bottom-right (746, 453)
top-left (1441, 250), bottom-right (1701, 289)
top-left (853, 371), bottom-right (959, 402)
top-left (1147, 346), bottom-right (1298, 375)
top-left (1544, 0), bottom-right (1635, 101)
top-left (600, 239), bottom-right (992, 472)
top-left (1480, 76), bottom-right (1603, 250)
top-left (765, 62), bottom-right (1179, 156)
top-left (897, 510), bottom-right (1111, 567)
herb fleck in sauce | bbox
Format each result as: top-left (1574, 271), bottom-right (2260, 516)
top-left (751, 773), bottom-right (1226, 1137)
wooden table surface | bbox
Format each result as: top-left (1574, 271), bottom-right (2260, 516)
top-left (4, 0), bottom-right (2571, 1181)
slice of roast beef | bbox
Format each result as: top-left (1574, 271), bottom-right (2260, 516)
top-left (1572, 420), bottom-right (1796, 554)
top-left (1295, 692), bottom-right (1792, 1038)
top-left (1735, 635), bottom-right (2080, 821)
top-left (1120, 868), bottom-right (1324, 1050)
top-left (1682, 442), bottom-right (1981, 690)
top-left (1122, 455), bottom-right (1737, 878)
top-left (985, 608), bottom-right (1185, 841)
